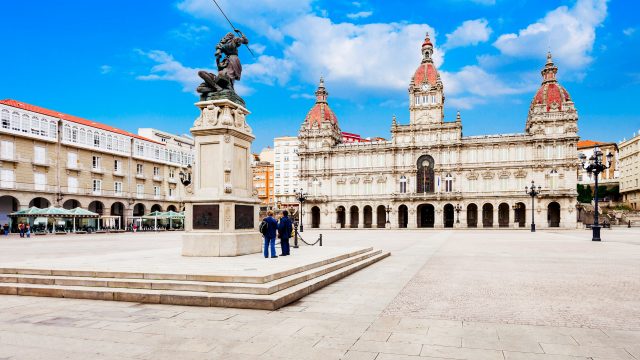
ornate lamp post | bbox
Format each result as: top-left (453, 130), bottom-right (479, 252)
top-left (296, 188), bottom-right (306, 232)
top-left (579, 148), bottom-right (613, 241)
top-left (525, 180), bottom-right (541, 232)
top-left (455, 204), bottom-right (462, 224)
top-left (179, 164), bottom-right (192, 186)
top-left (385, 205), bottom-right (391, 225)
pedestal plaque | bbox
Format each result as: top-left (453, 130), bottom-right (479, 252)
top-left (182, 99), bottom-right (262, 257)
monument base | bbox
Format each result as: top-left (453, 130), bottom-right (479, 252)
top-left (182, 231), bottom-right (262, 257)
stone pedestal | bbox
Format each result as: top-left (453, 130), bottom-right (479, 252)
top-left (182, 99), bottom-right (262, 257)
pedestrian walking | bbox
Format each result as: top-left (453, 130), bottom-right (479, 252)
top-left (18, 223), bottom-right (24, 238)
top-left (277, 210), bottom-right (293, 256)
top-left (260, 210), bottom-right (278, 258)
top-left (25, 224), bottom-right (31, 238)
top-left (2, 224), bottom-right (8, 236)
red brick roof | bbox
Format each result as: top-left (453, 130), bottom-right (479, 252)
top-left (413, 62), bottom-right (438, 86)
top-left (577, 140), bottom-right (604, 148)
top-left (0, 99), bottom-right (160, 144)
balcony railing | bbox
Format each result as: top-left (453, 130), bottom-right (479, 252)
top-left (135, 173), bottom-right (145, 180)
top-left (32, 158), bottom-right (54, 167)
top-left (1, 181), bottom-right (56, 192)
top-left (152, 175), bottom-right (163, 182)
top-left (113, 169), bottom-right (125, 177)
top-left (0, 153), bottom-right (23, 163)
top-left (90, 167), bottom-right (105, 174)
top-left (66, 162), bottom-right (83, 171)
top-left (168, 177), bottom-right (178, 184)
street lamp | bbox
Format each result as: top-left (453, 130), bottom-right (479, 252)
top-left (579, 147), bottom-right (613, 241)
top-left (296, 188), bottom-right (306, 232)
top-left (525, 180), bottom-right (541, 232)
top-left (455, 204), bottom-right (462, 224)
top-left (179, 164), bottom-right (192, 186)
top-left (385, 205), bottom-right (391, 225)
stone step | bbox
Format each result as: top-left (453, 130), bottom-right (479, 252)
top-left (0, 251), bottom-right (390, 310)
top-left (0, 249), bottom-right (383, 295)
top-left (0, 247), bottom-right (374, 284)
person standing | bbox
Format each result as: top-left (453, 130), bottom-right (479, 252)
top-left (2, 224), bottom-right (8, 236)
top-left (277, 210), bottom-right (293, 256)
top-left (18, 223), bottom-right (24, 238)
top-left (261, 210), bottom-right (278, 258)
top-left (25, 224), bottom-right (31, 238)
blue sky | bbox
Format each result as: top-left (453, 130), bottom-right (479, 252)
top-left (1, 0), bottom-right (638, 151)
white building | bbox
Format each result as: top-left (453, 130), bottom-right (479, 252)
top-left (273, 136), bottom-right (300, 208)
top-left (619, 131), bottom-right (640, 209)
top-left (298, 34), bottom-right (579, 230)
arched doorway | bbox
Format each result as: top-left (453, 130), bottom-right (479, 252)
top-left (482, 203), bottom-right (493, 228)
top-left (398, 205), bottom-right (408, 228)
top-left (515, 202), bottom-right (526, 227)
top-left (548, 202), bottom-right (561, 227)
top-left (417, 204), bottom-right (435, 228)
top-left (416, 155), bottom-right (435, 193)
top-left (133, 203), bottom-right (145, 216)
top-left (62, 199), bottom-right (81, 210)
top-left (88, 201), bottom-right (104, 215)
top-left (467, 204), bottom-right (478, 228)
top-left (443, 204), bottom-right (454, 228)
top-left (151, 204), bottom-right (162, 213)
top-left (376, 205), bottom-right (386, 228)
top-left (311, 206), bottom-right (320, 228)
top-left (29, 197), bottom-right (50, 208)
top-left (336, 206), bottom-right (346, 228)
top-left (498, 203), bottom-right (510, 227)
top-left (0, 196), bottom-right (19, 232)
top-left (167, 205), bottom-right (177, 212)
top-left (111, 202), bottom-right (125, 229)
top-left (349, 206), bottom-right (359, 228)
top-left (363, 206), bottom-right (372, 228)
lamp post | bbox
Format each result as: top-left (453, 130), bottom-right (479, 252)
top-left (579, 147), bottom-right (613, 241)
top-left (525, 180), bottom-right (541, 232)
top-left (385, 205), bottom-right (391, 225)
top-left (296, 188), bottom-right (306, 232)
top-left (455, 204), bottom-right (462, 224)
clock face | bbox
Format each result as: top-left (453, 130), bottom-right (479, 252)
top-left (421, 83), bottom-right (430, 91)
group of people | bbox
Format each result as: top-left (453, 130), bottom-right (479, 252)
top-left (14, 223), bottom-right (30, 237)
top-left (260, 210), bottom-right (294, 258)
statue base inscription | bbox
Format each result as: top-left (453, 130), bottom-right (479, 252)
top-left (181, 99), bottom-right (261, 257)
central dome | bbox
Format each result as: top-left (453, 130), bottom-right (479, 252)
top-left (530, 52), bottom-right (573, 112)
top-left (411, 33), bottom-right (440, 87)
top-left (304, 77), bottom-right (339, 129)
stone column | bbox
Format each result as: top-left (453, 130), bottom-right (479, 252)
top-left (408, 206), bottom-right (418, 229)
top-left (182, 99), bottom-right (261, 257)
top-left (493, 206), bottom-right (499, 228)
top-left (434, 206), bottom-right (444, 228)
top-left (360, 206), bottom-right (366, 229)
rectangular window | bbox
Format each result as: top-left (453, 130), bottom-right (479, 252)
top-left (114, 159), bottom-right (122, 172)
top-left (154, 186), bottom-right (160, 197)
top-left (114, 181), bottom-right (122, 195)
top-left (92, 179), bottom-right (102, 194)
top-left (0, 169), bottom-right (15, 188)
top-left (136, 164), bottom-right (143, 175)
top-left (153, 166), bottom-right (160, 176)
top-left (168, 188), bottom-right (174, 198)
top-left (67, 177), bottom-right (78, 193)
top-left (92, 156), bottom-right (101, 170)
top-left (137, 184), bottom-right (144, 196)
top-left (1, 141), bottom-right (14, 160)
top-left (1, 111), bottom-right (9, 129)
top-left (33, 146), bottom-right (46, 164)
top-left (94, 133), bottom-right (100, 147)
top-left (67, 152), bottom-right (78, 168)
top-left (34, 173), bottom-right (46, 191)
top-left (169, 168), bottom-right (175, 178)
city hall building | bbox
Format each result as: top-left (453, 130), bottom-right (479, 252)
top-left (298, 34), bottom-right (579, 229)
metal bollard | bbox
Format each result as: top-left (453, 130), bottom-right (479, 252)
top-left (293, 222), bottom-right (299, 248)
top-left (629, 220), bottom-right (632, 228)
top-left (319, 233), bottom-right (322, 246)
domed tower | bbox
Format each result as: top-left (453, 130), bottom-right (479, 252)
top-left (526, 52), bottom-right (578, 136)
top-left (409, 33), bottom-right (444, 125)
top-left (299, 77), bottom-right (342, 150)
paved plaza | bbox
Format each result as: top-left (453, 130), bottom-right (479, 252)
top-left (0, 229), bottom-right (639, 359)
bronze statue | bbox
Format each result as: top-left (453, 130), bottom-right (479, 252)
top-left (197, 31), bottom-right (249, 105)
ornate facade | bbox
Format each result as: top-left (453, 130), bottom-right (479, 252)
top-left (298, 34), bottom-right (579, 229)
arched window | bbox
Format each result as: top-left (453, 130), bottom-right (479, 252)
top-left (11, 112), bottom-right (20, 131)
top-left (21, 114), bottom-right (29, 132)
top-left (1, 110), bottom-right (9, 129)
top-left (79, 128), bottom-right (86, 144)
top-left (549, 169), bottom-right (559, 189)
top-left (445, 173), bottom-right (453, 192)
top-left (416, 155), bottom-right (435, 193)
top-left (312, 178), bottom-right (319, 196)
top-left (94, 132), bottom-right (100, 147)
top-left (40, 118), bottom-right (48, 137)
top-left (49, 121), bottom-right (57, 139)
top-left (107, 135), bottom-right (113, 150)
top-left (72, 127), bottom-right (78, 142)
top-left (399, 175), bottom-right (407, 193)
top-left (31, 116), bottom-right (40, 135)
top-left (64, 124), bottom-right (71, 140)
top-left (100, 133), bottom-right (106, 148)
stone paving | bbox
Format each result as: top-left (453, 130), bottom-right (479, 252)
top-left (0, 228), bottom-right (639, 359)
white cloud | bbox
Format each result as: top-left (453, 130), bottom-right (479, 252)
top-left (243, 55), bottom-right (294, 86)
top-left (135, 50), bottom-right (204, 92)
top-left (445, 19), bottom-right (492, 49)
top-left (281, 15), bottom-right (441, 94)
top-left (169, 23), bottom-right (210, 43)
top-left (100, 65), bottom-right (112, 74)
top-left (448, 96), bottom-right (487, 110)
top-left (493, 0), bottom-right (607, 69)
top-left (346, 11), bottom-right (373, 20)
top-left (441, 65), bottom-right (535, 97)
top-left (623, 27), bottom-right (636, 36)
top-left (177, 0), bottom-right (313, 42)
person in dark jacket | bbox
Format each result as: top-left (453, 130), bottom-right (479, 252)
top-left (277, 210), bottom-right (293, 256)
top-left (263, 210), bottom-right (278, 258)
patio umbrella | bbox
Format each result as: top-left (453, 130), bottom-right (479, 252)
top-left (68, 208), bottom-right (99, 232)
